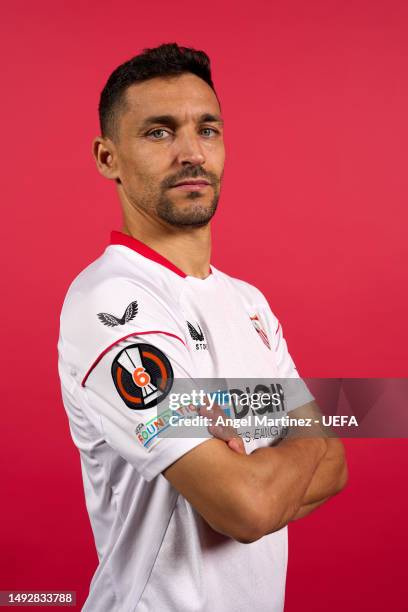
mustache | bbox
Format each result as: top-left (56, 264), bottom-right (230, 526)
top-left (162, 167), bottom-right (219, 188)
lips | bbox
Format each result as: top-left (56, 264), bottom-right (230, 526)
top-left (172, 179), bottom-right (210, 187)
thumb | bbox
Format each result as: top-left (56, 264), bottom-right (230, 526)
top-left (227, 437), bottom-right (246, 455)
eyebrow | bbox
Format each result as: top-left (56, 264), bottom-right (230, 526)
top-left (139, 113), bottom-right (224, 130)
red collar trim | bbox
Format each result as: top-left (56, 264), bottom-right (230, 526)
top-left (110, 231), bottom-right (191, 278)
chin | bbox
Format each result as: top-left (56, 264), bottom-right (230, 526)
top-left (157, 192), bottom-right (219, 227)
top-left (160, 206), bottom-right (217, 228)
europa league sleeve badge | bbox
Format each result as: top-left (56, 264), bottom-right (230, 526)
top-left (111, 343), bottom-right (174, 410)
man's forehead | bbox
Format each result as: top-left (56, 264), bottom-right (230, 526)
top-left (123, 74), bottom-right (221, 122)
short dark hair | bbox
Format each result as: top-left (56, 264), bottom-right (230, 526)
top-left (98, 42), bottom-right (218, 140)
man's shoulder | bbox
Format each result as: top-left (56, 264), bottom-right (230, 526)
top-left (61, 246), bottom-right (183, 322)
top-left (58, 246), bottom-right (186, 379)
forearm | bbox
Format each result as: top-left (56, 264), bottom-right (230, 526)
top-left (290, 496), bottom-right (331, 520)
top-left (265, 428), bottom-right (348, 523)
top-left (290, 452), bottom-right (348, 521)
top-left (249, 436), bottom-right (328, 534)
top-left (279, 435), bottom-right (348, 507)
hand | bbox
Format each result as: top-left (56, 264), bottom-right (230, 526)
top-left (198, 401), bottom-right (246, 455)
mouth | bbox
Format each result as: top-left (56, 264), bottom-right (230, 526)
top-left (170, 179), bottom-right (211, 191)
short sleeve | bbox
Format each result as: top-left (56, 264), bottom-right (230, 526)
top-left (76, 331), bottom-right (209, 482)
top-left (59, 276), bottom-right (211, 482)
top-left (270, 319), bottom-right (296, 378)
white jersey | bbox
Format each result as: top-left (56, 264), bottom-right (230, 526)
top-left (57, 231), bottom-right (313, 612)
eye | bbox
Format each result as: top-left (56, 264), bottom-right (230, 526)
top-left (147, 128), bottom-right (170, 140)
top-left (200, 127), bottom-right (218, 137)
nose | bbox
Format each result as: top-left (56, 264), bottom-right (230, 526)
top-left (175, 130), bottom-right (206, 166)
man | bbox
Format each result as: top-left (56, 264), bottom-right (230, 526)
top-left (58, 43), bottom-right (347, 611)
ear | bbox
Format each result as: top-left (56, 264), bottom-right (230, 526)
top-left (92, 136), bottom-right (120, 181)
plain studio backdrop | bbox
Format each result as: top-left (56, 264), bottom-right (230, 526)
top-left (1, 1), bottom-right (407, 610)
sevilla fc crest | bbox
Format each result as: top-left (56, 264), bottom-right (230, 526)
top-left (250, 314), bottom-right (271, 350)
top-left (111, 343), bottom-right (173, 409)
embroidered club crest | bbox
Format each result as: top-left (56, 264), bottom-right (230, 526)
top-left (250, 314), bottom-right (271, 350)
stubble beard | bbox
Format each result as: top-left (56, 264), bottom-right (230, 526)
top-left (130, 169), bottom-right (223, 228)
top-left (156, 188), bottom-right (220, 227)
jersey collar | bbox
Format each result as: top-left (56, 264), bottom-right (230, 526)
top-left (110, 231), bottom-right (212, 279)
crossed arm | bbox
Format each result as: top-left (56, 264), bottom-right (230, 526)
top-left (273, 400), bottom-right (348, 522)
top-left (163, 400), bottom-right (348, 543)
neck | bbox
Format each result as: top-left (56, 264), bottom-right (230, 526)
top-left (121, 208), bottom-right (212, 280)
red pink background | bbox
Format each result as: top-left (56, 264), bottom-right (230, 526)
top-left (1, 1), bottom-right (407, 609)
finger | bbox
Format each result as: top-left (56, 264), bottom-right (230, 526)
top-left (206, 412), bottom-right (235, 441)
top-left (228, 438), bottom-right (246, 454)
top-left (198, 402), bottom-right (242, 446)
